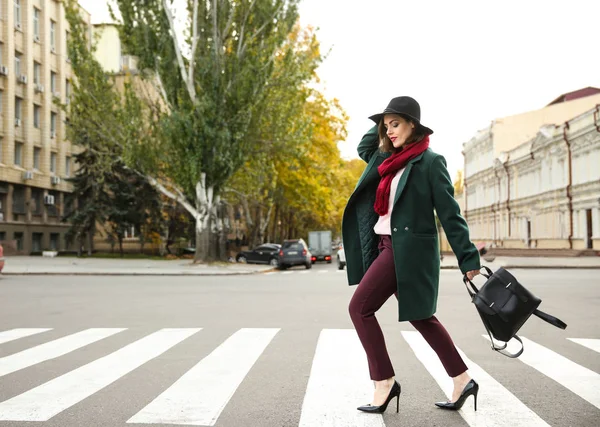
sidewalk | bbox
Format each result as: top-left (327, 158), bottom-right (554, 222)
top-left (1, 255), bottom-right (599, 276)
top-left (0, 256), bottom-right (274, 276)
top-left (441, 255), bottom-right (600, 270)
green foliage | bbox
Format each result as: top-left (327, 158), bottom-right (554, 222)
top-left (112, 0), bottom-right (302, 199)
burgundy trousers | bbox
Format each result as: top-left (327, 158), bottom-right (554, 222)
top-left (348, 235), bottom-right (468, 381)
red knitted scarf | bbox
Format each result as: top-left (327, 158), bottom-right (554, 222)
top-left (374, 135), bottom-right (430, 216)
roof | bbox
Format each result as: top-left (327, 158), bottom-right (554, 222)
top-left (546, 87), bottom-right (600, 106)
top-left (491, 91), bottom-right (600, 157)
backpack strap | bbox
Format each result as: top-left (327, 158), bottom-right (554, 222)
top-left (533, 309), bottom-right (567, 330)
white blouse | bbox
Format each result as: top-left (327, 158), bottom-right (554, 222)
top-left (373, 167), bottom-right (406, 236)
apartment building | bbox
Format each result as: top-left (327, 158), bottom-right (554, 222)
top-left (462, 88), bottom-right (600, 251)
top-left (0, 0), bottom-right (91, 253)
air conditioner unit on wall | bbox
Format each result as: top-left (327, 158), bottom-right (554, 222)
top-left (44, 195), bottom-right (55, 206)
top-left (23, 171), bottom-right (34, 180)
top-left (15, 22), bottom-right (22, 31)
top-left (18, 74), bottom-right (28, 84)
top-left (50, 131), bottom-right (56, 139)
top-left (51, 176), bottom-right (61, 185)
top-left (35, 84), bottom-right (44, 93)
top-left (34, 35), bottom-right (41, 43)
top-left (15, 118), bottom-right (22, 127)
top-left (0, 66), bottom-right (8, 76)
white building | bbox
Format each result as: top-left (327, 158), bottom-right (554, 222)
top-left (462, 88), bottom-right (600, 251)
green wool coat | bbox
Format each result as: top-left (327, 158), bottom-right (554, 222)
top-left (342, 125), bottom-right (481, 322)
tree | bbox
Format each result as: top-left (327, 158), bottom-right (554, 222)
top-left (454, 169), bottom-right (464, 196)
top-left (224, 24), bottom-right (323, 247)
top-left (105, 162), bottom-right (163, 256)
top-left (109, 0), bottom-right (302, 262)
top-left (63, 141), bottom-right (113, 256)
top-left (63, 1), bottom-right (163, 257)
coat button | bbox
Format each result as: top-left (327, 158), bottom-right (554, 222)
top-left (404, 227), bottom-right (409, 231)
top-left (393, 228), bottom-right (397, 232)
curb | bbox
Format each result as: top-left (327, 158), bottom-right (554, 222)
top-left (502, 265), bottom-right (600, 269)
top-left (0, 269), bottom-right (275, 277)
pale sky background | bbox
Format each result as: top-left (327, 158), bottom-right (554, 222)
top-left (79, 0), bottom-right (600, 180)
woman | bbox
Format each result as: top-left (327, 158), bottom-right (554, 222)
top-left (342, 96), bottom-right (481, 414)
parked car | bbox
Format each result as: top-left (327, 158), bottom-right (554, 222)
top-left (236, 244), bottom-right (281, 267)
top-left (278, 239), bottom-right (312, 270)
top-left (0, 243), bottom-right (4, 273)
top-left (337, 243), bottom-right (346, 270)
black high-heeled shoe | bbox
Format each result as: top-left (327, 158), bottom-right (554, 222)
top-left (435, 379), bottom-right (479, 411)
top-left (357, 380), bottom-right (401, 414)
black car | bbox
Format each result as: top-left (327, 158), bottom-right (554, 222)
top-left (278, 239), bottom-right (312, 270)
top-left (236, 244), bottom-right (281, 267)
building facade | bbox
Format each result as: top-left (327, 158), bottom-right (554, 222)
top-left (462, 89), bottom-right (600, 251)
top-left (0, 0), bottom-right (91, 253)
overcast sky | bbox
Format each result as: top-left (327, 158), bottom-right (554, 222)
top-left (79, 0), bottom-right (600, 179)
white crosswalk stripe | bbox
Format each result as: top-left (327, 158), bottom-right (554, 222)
top-left (0, 328), bottom-right (200, 421)
top-left (0, 328), bottom-right (598, 426)
top-left (568, 338), bottom-right (600, 354)
top-left (484, 335), bottom-right (600, 409)
top-left (127, 328), bottom-right (279, 426)
top-left (0, 328), bottom-right (126, 377)
top-left (299, 329), bottom-right (385, 427)
top-left (0, 328), bottom-right (52, 345)
top-left (404, 331), bottom-right (550, 427)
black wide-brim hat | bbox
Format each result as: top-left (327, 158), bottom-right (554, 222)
top-left (369, 96), bottom-right (434, 135)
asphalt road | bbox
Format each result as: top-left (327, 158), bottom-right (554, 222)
top-left (0, 264), bottom-right (598, 427)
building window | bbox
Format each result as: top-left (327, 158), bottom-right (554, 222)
top-left (14, 142), bottom-right (23, 166)
top-left (14, 232), bottom-right (24, 251)
top-left (33, 147), bottom-right (41, 169)
top-left (34, 105), bottom-right (41, 128)
top-left (34, 62), bottom-right (41, 84)
top-left (51, 71), bottom-right (57, 93)
top-left (0, 91), bottom-right (3, 114)
top-left (50, 233), bottom-right (59, 250)
top-left (14, 0), bottom-right (22, 27)
top-left (15, 97), bottom-right (22, 120)
top-left (65, 30), bottom-right (70, 60)
top-left (50, 21), bottom-right (56, 51)
top-left (32, 233), bottom-right (43, 252)
top-left (12, 186), bottom-right (26, 215)
top-left (47, 191), bottom-right (58, 217)
top-left (14, 53), bottom-right (21, 77)
top-left (50, 112), bottom-right (57, 134)
top-left (33, 8), bottom-right (41, 39)
top-left (50, 152), bottom-right (57, 173)
top-left (31, 189), bottom-right (43, 215)
top-left (65, 156), bottom-right (71, 177)
top-left (65, 80), bottom-right (71, 103)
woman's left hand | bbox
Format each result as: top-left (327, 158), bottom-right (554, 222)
top-left (466, 269), bottom-right (480, 281)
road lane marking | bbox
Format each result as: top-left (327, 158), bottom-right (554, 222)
top-left (0, 328), bottom-right (200, 421)
top-left (299, 329), bottom-right (386, 427)
top-left (484, 335), bottom-right (600, 409)
top-left (0, 328), bottom-right (52, 345)
top-left (568, 338), bottom-right (600, 354)
top-left (403, 331), bottom-right (550, 426)
top-left (0, 328), bottom-right (126, 377)
top-left (127, 328), bottom-right (279, 426)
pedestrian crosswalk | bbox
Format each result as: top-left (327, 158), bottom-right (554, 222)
top-left (0, 328), bottom-right (598, 426)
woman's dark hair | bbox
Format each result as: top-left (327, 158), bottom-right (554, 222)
top-left (378, 115), bottom-right (426, 153)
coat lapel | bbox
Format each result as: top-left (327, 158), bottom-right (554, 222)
top-left (392, 151), bottom-right (427, 207)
